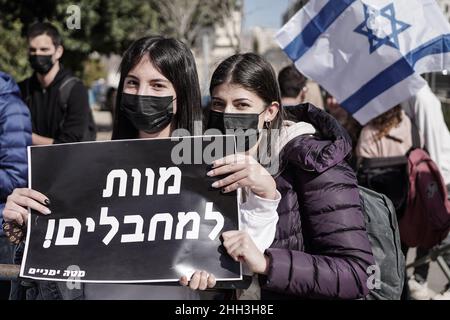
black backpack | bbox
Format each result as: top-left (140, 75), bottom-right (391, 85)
top-left (357, 121), bottom-right (421, 218)
top-left (359, 186), bottom-right (405, 300)
top-left (58, 76), bottom-right (97, 142)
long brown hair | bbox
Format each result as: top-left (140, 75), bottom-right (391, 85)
top-left (370, 105), bottom-right (403, 141)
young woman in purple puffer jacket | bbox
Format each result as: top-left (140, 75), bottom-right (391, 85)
top-left (205, 53), bottom-right (376, 300)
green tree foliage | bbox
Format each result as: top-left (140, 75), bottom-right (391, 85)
top-left (0, 19), bottom-right (31, 81)
top-left (0, 0), bottom-right (159, 79)
top-left (0, 0), bottom-right (239, 81)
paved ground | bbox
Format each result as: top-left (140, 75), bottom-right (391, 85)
top-left (406, 248), bottom-right (449, 296)
top-left (92, 110), bottom-right (112, 141)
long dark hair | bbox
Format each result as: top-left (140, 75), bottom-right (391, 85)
top-left (112, 36), bottom-right (202, 139)
top-left (209, 53), bottom-right (284, 130)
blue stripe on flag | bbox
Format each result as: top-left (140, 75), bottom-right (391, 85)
top-left (407, 34), bottom-right (450, 67)
top-left (283, 0), bottom-right (356, 62)
top-left (341, 34), bottom-right (450, 115)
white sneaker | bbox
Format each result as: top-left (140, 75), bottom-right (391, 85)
top-left (432, 290), bottom-right (450, 300)
top-left (408, 277), bottom-right (436, 300)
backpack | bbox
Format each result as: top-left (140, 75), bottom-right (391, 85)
top-left (359, 186), bottom-right (405, 300)
top-left (58, 76), bottom-right (97, 142)
top-left (357, 156), bottom-right (409, 217)
top-left (398, 148), bottom-right (450, 249)
top-left (357, 120), bottom-right (450, 249)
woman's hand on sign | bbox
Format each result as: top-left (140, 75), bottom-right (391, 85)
top-left (222, 230), bottom-right (269, 275)
top-left (179, 270), bottom-right (216, 290)
top-left (3, 188), bottom-right (51, 225)
top-left (208, 154), bottom-right (277, 200)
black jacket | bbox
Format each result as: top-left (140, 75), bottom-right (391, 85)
top-left (19, 67), bottom-right (90, 143)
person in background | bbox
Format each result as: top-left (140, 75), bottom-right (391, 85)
top-left (304, 81), bottom-right (324, 110)
top-left (278, 65), bottom-right (324, 112)
top-left (401, 84), bottom-right (450, 300)
top-left (402, 84), bottom-right (450, 191)
top-left (278, 65), bottom-right (308, 108)
top-left (19, 22), bottom-right (94, 144)
top-left (0, 71), bottom-right (32, 299)
top-left (103, 87), bottom-right (117, 116)
top-left (356, 105), bottom-right (445, 300)
top-left (356, 105), bottom-right (416, 159)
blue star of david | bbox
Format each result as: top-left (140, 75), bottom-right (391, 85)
top-left (354, 3), bottom-right (411, 54)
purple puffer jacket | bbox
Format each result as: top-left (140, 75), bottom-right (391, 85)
top-left (261, 104), bottom-right (375, 299)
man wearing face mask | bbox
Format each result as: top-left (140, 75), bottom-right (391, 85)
top-left (19, 22), bottom-right (95, 145)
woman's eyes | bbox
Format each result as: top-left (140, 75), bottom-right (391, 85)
top-left (212, 101), bottom-right (225, 109)
top-left (236, 103), bottom-right (250, 109)
top-left (152, 83), bottom-right (166, 89)
top-left (211, 101), bottom-right (252, 110)
top-left (125, 79), bottom-right (167, 88)
top-left (125, 80), bottom-right (138, 87)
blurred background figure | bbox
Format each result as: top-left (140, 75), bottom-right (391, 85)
top-left (102, 86), bottom-right (117, 116)
top-left (356, 99), bottom-right (450, 300)
top-left (402, 84), bottom-right (450, 189)
top-left (401, 84), bottom-right (450, 300)
top-left (278, 64), bottom-right (324, 111)
top-left (278, 64), bottom-right (307, 107)
top-left (304, 81), bottom-right (324, 110)
top-left (19, 22), bottom-right (95, 144)
top-left (90, 78), bottom-right (107, 110)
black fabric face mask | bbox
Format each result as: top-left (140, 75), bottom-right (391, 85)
top-left (121, 93), bottom-right (174, 134)
top-left (207, 110), bottom-right (264, 152)
top-left (29, 54), bottom-right (54, 75)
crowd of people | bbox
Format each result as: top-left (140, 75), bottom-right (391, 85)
top-left (0, 21), bottom-right (449, 300)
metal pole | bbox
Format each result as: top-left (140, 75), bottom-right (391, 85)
top-left (436, 256), bottom-right (450, 283)
top-left (406, 243), bottom-right (450, 270)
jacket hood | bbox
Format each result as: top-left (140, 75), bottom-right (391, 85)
top-left (280, 103), bottom-right (353, 173)
top-left (0, 72), bottom-right (20, 96)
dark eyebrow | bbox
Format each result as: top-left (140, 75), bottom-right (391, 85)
top-left (233, 98), bottom-right (252, 103)
top-left (211, 97), bottom-right (224, 102)
top-left (150, 78), bottom-right (170, 83)
top-left (29, 46), bottom-right (51, 50)
top-left (125, 74), bottom-right (139, 80)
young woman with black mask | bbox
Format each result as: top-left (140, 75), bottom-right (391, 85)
top-left (199, 53), bottom-right (375, 300)
top-left (3, 37), bottom-right (280, 299)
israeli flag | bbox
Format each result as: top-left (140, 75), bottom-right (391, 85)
top-left (276, 0), bottom-right (450, 125)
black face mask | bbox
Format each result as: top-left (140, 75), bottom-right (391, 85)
top-left (207, 110), bottom-right (264, 152)
top-left (121, 93), bottom-right (174, 134)
top-left (29, 54), bottom-right (54, 75)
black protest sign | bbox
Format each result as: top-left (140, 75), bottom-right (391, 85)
top-left (20, 135), bottom-right (241, 283)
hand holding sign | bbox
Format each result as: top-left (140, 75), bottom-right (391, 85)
top-left (179, 270), bottom-right (216, 290)
top-left (20, 136), bottom-right (242, 283)
top-left (3, 188), bottom-right (51, 226)
top-left (222, 230), bottom-right (269, 275)
top-left (208, 154), bottom-right (277, 200)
